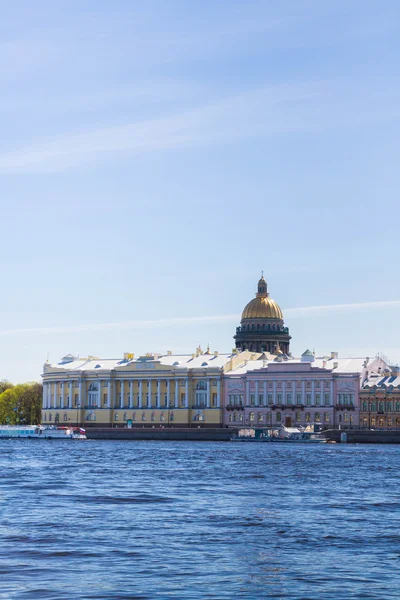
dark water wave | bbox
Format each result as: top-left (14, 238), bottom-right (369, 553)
top-left (1, 441), bottom-right (400, 599)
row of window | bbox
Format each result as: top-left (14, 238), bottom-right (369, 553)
top-left (362, 401), bottom-right (400, 412)
top-left (227, 393), bottom-right (332, 407)
top-left (361, 417), bottom-right (400, 427)
top-left (228, 412), bottom-right (332, 423)
top-left (43, 411), bottom-right (209, 423)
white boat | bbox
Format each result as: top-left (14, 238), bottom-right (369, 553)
top-left (0, 425), bottom-right (86, 439)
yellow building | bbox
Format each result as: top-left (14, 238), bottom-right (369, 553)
top-left (41, 348), bottom-right (253, 428)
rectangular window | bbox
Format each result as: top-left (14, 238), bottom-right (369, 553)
top-left (277, 393), bottom-right (282, 404)
top-left (268, 394), bottom-right (273, 405)
top-left (315, 394), bottom-right (320, 406)
top-left (250, 394), bottom-right (255, 406)
top-left (324, 393), bottom-right (330, 406)
top-left (180, 393), bottom-right (185, 407)
top-left (258, 394), bottom-right (263, 406)
top-left (74, 394), bottom-right (79, 406)
top-left (306, 393), bottom-right (311, 406)
top-left (296, 393), bottom-right (302, 405)
top-left (212, 393), bottom-right (218, 407)
top-left (104, 394), bottom-right (108, 406)
top-left (286, 393), bottom-right (292, 405)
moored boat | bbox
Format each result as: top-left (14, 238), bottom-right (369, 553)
top-left (0, 425), bottom-right (86, 439)
top-left (231, 426), bottom-right (326, 443)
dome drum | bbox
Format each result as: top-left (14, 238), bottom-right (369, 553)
top-left (234, 274), bottom-right (291, 354)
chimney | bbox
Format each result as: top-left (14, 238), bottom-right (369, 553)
top-left (167, 350), bottom-right (172, 356)
top-left (214, 351), bottom-right (219, 357)
top-left (322, 360), bottom-right (327, 368)
top-left (331, 352), bottom-right (338, 359)
top-left (333, 362), bottom-right (338, 369)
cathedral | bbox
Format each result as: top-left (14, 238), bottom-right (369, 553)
top-left (234, 274), bottom-right (291, 354)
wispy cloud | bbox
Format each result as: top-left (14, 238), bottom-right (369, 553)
top-left (1, 76), bottom-right (398, 173)
top-left (0, 299), bottom-right (398, 337)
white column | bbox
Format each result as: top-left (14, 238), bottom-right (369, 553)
top-left (302, 381), bottom-right (306, 404)
top-left (60, 382), bottom-right (64, 409)
top-left (79, 380), bottom-right (82, 408)
top-left (113, 380), bottom-right (116, 408)
top-left (139, 380), bottom-right (143, 408)
top-left (107, 380), bottom-right (111, 408)
top-left (312, 380), bottom-right (315, 406)
top-left (282, 381), bottom-right (286, 406)
top-left (246, 380), bottom-right (250, 406)
top-left (217, 380), bottom-right (221, 408)
top-left (207, 378), bottom-right (211, 408)
top-left (255, 380), bottom-right (259, 406)
top-left (175, 379), bottom-right (179, 408)
top-left (167, 380), bottom-right (171, 407)
top-left (129, 381), bottom-right (133, 408)
top-left (148, 380), bottom-right (152, 408)
top-left (273, 381), bottom-right (277, 404)
top-left (263, 381), bottom-right (267, 406)
top-left (120, 380), bottom-right (124, 408)
top-left (330, 380), bottom-right (334, 406)
top-left (185, 379), bottom-right (189, 408)
top-left (157, 380), bottom-right (161, 408)
top-left (53, 381), bottom-right (57, 408)
top-left (68, 382), bottom-right (72, 408)
top-left (42, 384), bottom-right (46, 409)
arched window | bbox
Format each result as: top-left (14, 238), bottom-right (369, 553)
top-left (315, 412), bottom-right (321, 423)
top-left (233, 412), bottom-right (238, 422)
top-left (160, 412), bottom-right (165, 422)
top-left (151, 412), bottom-right (155, 421)
top-left (362, 402), bottom-right (367, 412)
top-left (379, 417), bottom-right (384, 427)
top-left (388, 402), bottom-right (392, 412)
top-left (305, 412), bottom-right (310, 423)
top-left (276, 412), bottom-right (281, 422)
top-left (239, 413), bottom-right (243, 422)
top-left (132, 412), bottom-right (136, 421)
top-left (249, 412), bottom-right (255, 422)
top-left (63, 413), bottom-right (68, 421)
top-left (257, 413), bottom-right (263, 422)
top-left (229, 414), bottom-right (233, 422)
top-left (379, 402), bottom-right (384, 412)
top-left (388, 417), bottom-right (393, 427)
top-left (170, 412), bottom-right (174, 421)
top-left (142, 412), bottom-right (146, 421)
top-left (123, 412), bottom-right (127, 421)
top-left (296, 412), bottom-right (301, 422)
top-left (49, 412), bottom-right (52, 422)
top-left (114, 413), bottom-right (119, 421)
top-left (396, 402), bottom-right (400, 412)
top-left (196, 381), bottom-right (207, 390)
top-left (324, 413), bottom-right (330, 423)
top-left (396, 418), bottom-right (400, 427)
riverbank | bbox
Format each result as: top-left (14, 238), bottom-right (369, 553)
top-left (86, 427), bottom-right (233, 441)
top-left (322, 429), bottom-right (400, 443)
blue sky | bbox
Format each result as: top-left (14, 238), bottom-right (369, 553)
top-left (1, 0), bottom-right (400, 382)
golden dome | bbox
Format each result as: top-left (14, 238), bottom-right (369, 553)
top-left (241, 273), bottom-right (283, 320)
top-left (241, 296), bottom-right (283, 320)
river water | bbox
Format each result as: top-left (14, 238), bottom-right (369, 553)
top-left (0, 440), bottom-right (399, 599)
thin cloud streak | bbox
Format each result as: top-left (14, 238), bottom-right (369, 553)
top-left (1, 76), bottom-right (398, 173)
top-left (0, 300), bottom-right (399, 337)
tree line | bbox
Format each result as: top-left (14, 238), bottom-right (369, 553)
top-left (0, 381), bottom-right (42, 425)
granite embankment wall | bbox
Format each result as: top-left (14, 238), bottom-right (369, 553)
top-left (323, 429), bottom-right (400, 443)
top-left (86, 427), bottom-right (233, 441)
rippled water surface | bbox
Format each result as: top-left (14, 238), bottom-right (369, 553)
top-left (1, 441), bottom-right (400, 599)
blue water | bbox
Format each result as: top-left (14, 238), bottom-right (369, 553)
top-left (0, 441), bottom-right (399, 599)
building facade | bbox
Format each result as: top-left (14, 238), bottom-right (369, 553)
top-left (234, 275), bottom-right (291, 354)
top-left (223, 352), bottom-right (387, 430)
top-left (359, 368), bottom-right (400, 429)
top-left (41, 348), bottom-right (253, 428)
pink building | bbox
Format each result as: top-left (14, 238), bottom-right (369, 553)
top-left (223, 351), bottom-right (386, 430)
